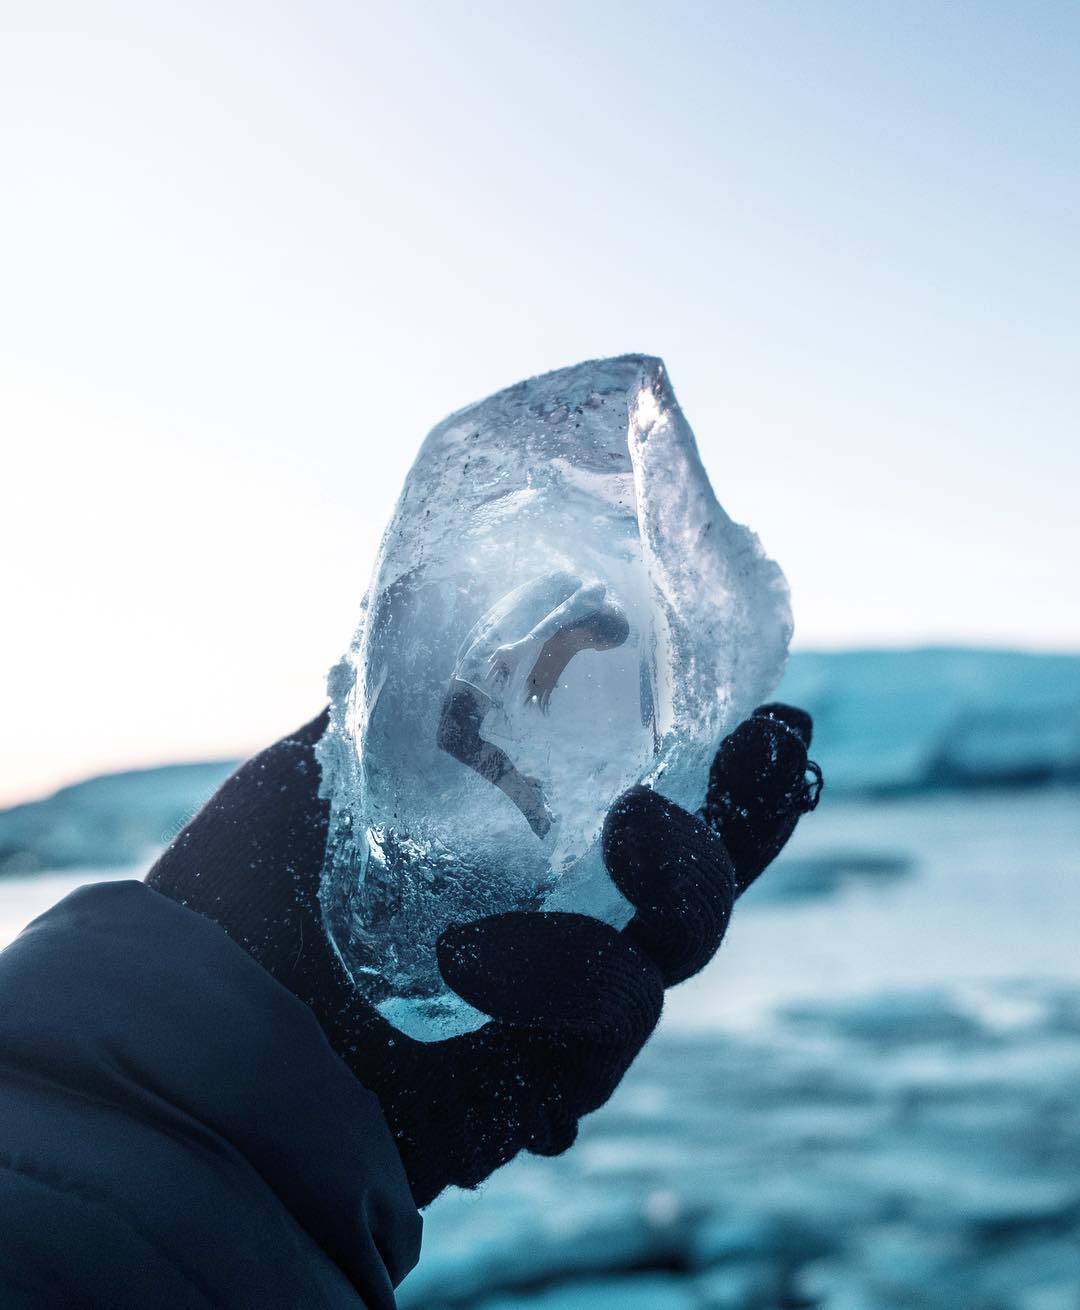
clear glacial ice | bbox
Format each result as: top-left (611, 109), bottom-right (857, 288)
top-left (316, 355), bottom-right (792, 1038)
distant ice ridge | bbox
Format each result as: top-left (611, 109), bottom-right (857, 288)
top-left (2, 651), bottom-right (1076, 880)
top-left (0, 761), bottom-right (237, 875)
top-left (777, 648), bottom-right (1080, 793)
top-left (316, 355), bottom-right (791, 1039)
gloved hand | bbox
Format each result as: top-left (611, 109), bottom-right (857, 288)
top-left (146, 704), bottom-right (821, 1208)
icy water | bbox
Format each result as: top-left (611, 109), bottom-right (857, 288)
top-left (1, 792), bottom-right (1077, 1307)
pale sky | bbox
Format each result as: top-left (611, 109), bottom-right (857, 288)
top-left (2, 1), bottom-right (1078, 805)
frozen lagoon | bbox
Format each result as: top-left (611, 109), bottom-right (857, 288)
top-left (2, 788), bottom-right (1077, 1307)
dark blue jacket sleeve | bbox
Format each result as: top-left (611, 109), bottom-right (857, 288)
top-left (0, 881), bottom-right (422, 1308)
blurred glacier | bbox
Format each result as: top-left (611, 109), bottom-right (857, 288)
top-left (315, 356), bottom-right (791, 1038)
top-left (781, 648), bottom-right (1080, 793)
top-left (0, 760), bottom-right (238, 874)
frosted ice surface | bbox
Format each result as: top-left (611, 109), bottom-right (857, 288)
top-left (317, 356), bottom-right (791, 1039)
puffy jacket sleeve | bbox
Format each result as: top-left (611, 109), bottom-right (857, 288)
top-left (0, 880), bottom-right (422, 1309)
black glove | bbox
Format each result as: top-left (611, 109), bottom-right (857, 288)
top-left (146, 703), bottom-right (820, 1208)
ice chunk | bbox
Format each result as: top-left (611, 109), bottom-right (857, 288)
top-left (317, 356), bottom-right (791, 1038)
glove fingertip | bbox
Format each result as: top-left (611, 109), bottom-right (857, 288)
top-left (752, 702), bottom-right (813, 749)
top-left (602, 786), bottom-right (707, 899)
top-left (437, 912), bottom-right (663, 1041)
top-left (527, 1112), bottom-right (579, 1157)
top-left (702, 703), bottom-right (823, 894)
